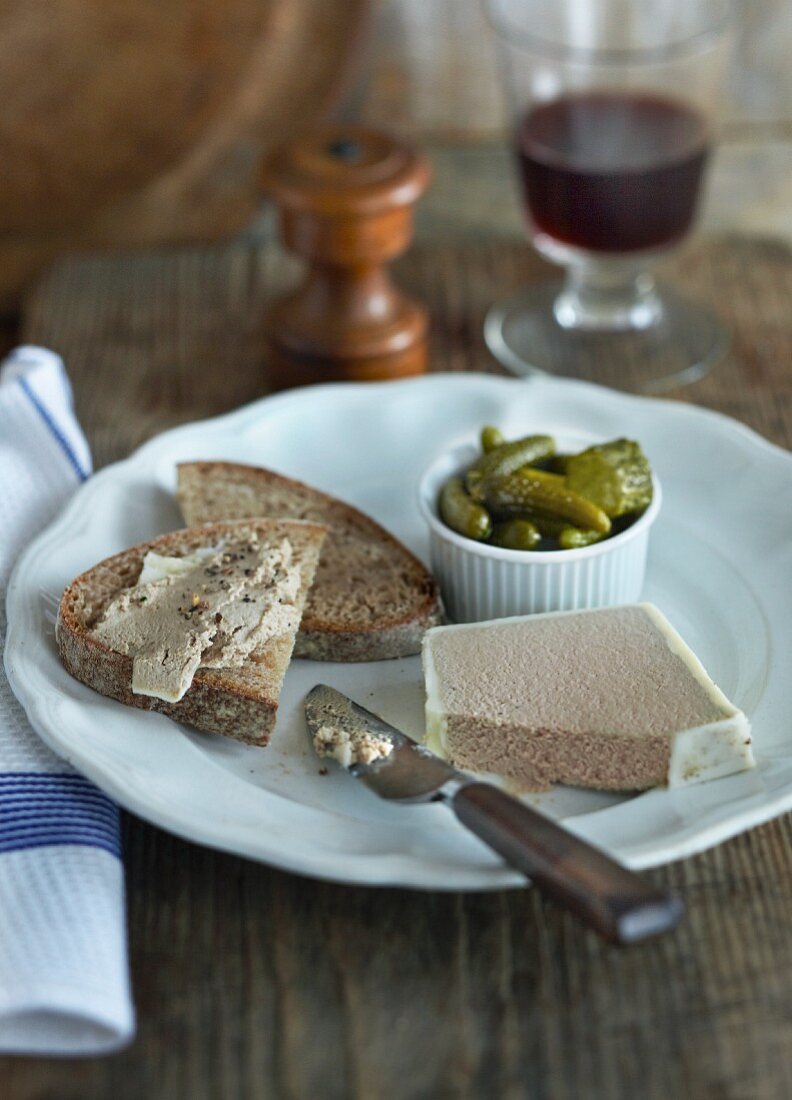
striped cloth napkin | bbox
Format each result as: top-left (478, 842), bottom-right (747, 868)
top-left (0, 346), bottom-right (134, 1053)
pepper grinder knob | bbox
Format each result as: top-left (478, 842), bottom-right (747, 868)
top-left (262, 127), bottom-right (432, 389)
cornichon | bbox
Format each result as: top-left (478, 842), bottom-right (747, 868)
top-left (513, 512), bottom-right (566, 538)
top-left (478, 467), bottom-right (612, 535)
top-left (489, 519), bottom-right (541, 550)
top-left (564, 438), bottom-right (653, 518)
top-left (435, 425), bottom-right (654, 551)
top-left (558, 527), bottom-right (607, 550)
top-left (480, 425), bottom-right (505, 453)
top-left (490, 510), bottom-right (570, 540)
top-left (439, 477), bottom-right (492, 541)
top-left (466, 434), bottom-right (556, 493)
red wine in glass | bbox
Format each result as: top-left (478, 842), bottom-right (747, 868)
top-left (516, 92), bottom-right (710, 253)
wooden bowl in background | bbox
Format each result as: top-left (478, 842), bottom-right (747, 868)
top-left (0, 0), bottom-right (368, 309)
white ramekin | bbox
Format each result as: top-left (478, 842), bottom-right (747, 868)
top-left (418, 440), bottom-right (662, 623)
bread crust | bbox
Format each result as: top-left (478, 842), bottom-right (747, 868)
top-left (177, 461), bottom-right (444, 661)
top-left (56, 518), bottom-right (327, 745)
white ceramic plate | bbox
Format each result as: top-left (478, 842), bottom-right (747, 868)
top-left (6, 374), bottom-right (792, 890)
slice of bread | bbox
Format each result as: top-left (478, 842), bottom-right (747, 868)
top-left (56, 518), bottom-right (327, 745)
top-left (177, 462), bottom-right (444, 662)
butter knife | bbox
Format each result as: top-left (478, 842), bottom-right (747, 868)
top-left (304, 684), bottom-right (683, 944)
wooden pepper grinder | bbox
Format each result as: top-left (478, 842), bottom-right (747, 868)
top-left (262, 127), bottom-right (432, 389)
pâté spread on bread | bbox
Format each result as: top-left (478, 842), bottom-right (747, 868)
top-left (57, 518), bottom-right (327, 745)
top-left (92, 538), bottom-right (301, 703)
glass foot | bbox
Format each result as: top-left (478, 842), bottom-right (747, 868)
top-left (484, 281), bottom-right (728, 394)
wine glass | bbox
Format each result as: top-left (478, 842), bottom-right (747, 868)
top-left (484, 0), bottom-right (733, 393)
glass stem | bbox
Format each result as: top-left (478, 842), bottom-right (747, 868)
top-left (554, 257), bottom-right (664, 332)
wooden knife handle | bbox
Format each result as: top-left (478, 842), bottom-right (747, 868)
top-left (452, 782), bottom-right (682, 944)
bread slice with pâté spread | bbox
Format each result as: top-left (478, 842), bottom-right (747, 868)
top-left (56, 518), bottom-right (327, 745)
top-left (176, 461), bottom-right (444, 662)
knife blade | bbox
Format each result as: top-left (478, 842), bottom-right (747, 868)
top-left (304, 683), bottom-right (464, 802)
top-left (304, 684), bottom-right (683, 944)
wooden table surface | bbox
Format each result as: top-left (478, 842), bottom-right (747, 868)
top-left (4, 230), bottom-right (792, 1099)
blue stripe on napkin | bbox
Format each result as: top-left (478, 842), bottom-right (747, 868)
top-left (0, 773), bottom-right (120, 857)
top-left (17, 376), bottom-right (89, 482)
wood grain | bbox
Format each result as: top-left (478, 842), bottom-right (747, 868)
top-left (3, 233), bottom-right (792, 1097)
top-left (451, 783), bottom-right (683, 944)
top-left (264, 126), bottom-right (431, 385)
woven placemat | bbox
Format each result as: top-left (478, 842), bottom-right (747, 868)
top-left (22, 234), bottom-right (792, 467)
